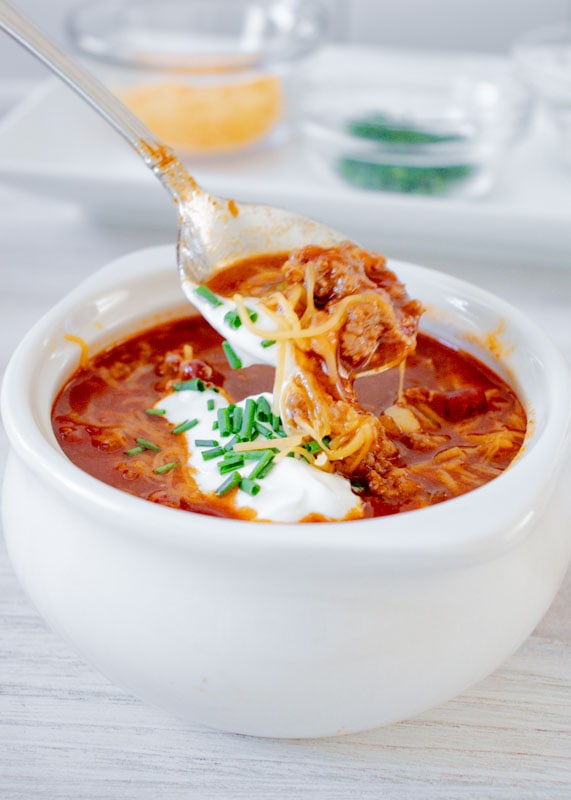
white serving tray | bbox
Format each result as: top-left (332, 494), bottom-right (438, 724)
top-left (1, 46), bottom-right (570, 269)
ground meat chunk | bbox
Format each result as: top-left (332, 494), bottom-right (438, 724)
top-left (283, 241), bottom-right (423, 373)
top-left (283, 242), bottom-right (380, 306)
top-left (356, 438), bottom-right (420, 500)
top-left (339, 300), bottom-right (414, 369)
top-left (339, 301), bottom-right (387, 366)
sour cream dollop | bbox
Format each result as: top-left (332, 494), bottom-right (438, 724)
top-left (158, 388), bottom-right (362, 523)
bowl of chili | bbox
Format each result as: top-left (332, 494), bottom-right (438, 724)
top-left (2, 244), bottom-right (570, 737)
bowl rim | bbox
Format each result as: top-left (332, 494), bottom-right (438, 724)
top-left (2, 244), bottom-right (570, 566)
top-left (67, 0), bottom-right (329, 73)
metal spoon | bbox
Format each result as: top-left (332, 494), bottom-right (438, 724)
top-left (0, 0), bottom-right (343, 367)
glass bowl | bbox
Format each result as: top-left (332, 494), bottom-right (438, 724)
top-left (299, 70), bottom-right (532, 198)
top-left (512, 25), bottom-right (571, 166)
top-left (68, 0), bottom-right (328, 155)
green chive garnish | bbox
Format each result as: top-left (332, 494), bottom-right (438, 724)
top-left (224, 435), bottom-right (240, 451)
top-left (261, 339), bottom-right (276, 348)
top-left (248, 451), bottom-right (274, 480)
top-left (231, 405), bottom-right (243, 433)
top-left (222, 340), bottom-right (242, 370)
top-left (212, 421), bottom-right (219, 430)
top-left (217, 407), bottom-right (232, 437)
top-left (241, 449), bottom-right (269, 460)
top-left (222, 452), bottom-right (244, 466)
top-left (224, 309), bottom-right (242, 329)
top-left (240, 398), bottom-right (257, 439)
top-left (215, 472), bottom-right (241, 496)
top-left (240, 478), bottom-right (261, 496)
top-left (225, 307), bottom-right (258, 328)
top-left (202, 446), bottom-right (225, 461)
top-left (219, 456), bottom-right (245, 474)
top-left (173, 378), bottom-right (205, 392)
top-left (195, 285), bottom-right (222, 307)
top-left (258, 460), bottom-right (275, 478)
top-left (136, 438), bottom-right (161, 452)
top-left (145, 408), bottom-right (166, 416)
top-left (207, 398), bottom-right (215, 411)
top-left (255, 420), bottom-right (274, 439)
top-left (154, 461), bottom-right (178, 474)
top-left (256, 395), bottom-right (272, 422)
top-left (195, 439), bottom-right (219, 448)
top-left (124, 446), bottom-right (145, 456)
top-left (171, 418), bottom-right (199, 435)
top-left (304, 440), bottom-right (323, 453)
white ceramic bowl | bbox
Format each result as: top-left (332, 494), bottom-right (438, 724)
top-left (2, 245), bottom-right (571, 738)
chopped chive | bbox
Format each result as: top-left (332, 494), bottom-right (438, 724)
top-left (224, 435), bottom-right (240, 451)
top-left (221, 453), bottom-right (245, 467)
top-left (171, 418), bottom-right (199, 435)
top-left (124, 446), bottom-right (145, 456)
top-left (173, 378), bottom-right (205, 392)
top-left (351, 479), bottom-right (366, 492)
top-left (202, 446), bottom-right (225, 461)
top-left (271, 413), bottom-right (281, 431)
top-left (195, 439), bottom-right (219, 448)
top-left (212, 421), bottom-right (219, 430)
top-left (258, 459), bottom-right (275, 478)
top-left (240, 398), bottom-right (257, 440)
top-left (248, 451), bottom-right (274, 480)
top-left (194, 284), bottom-right (222, 307)
top-left (274, 428), bottom-right (288, 438)
top-left (222, 340), bottom-right (242, 370)
top-left (255, 420), bottom-right (274, 439)
top-left (217, 407), bottom-right (232, 437)
top-left (261, 339), bottom-right (276, 348)
top-left (240, 478), bottom-right (261, 496)
top-left (215, 472), bottom-right (241, 496)
top-left (224, 309), bottom-right (242, 329)
top-left (225, 306), bottom-right (258, 328)
top-left (207, 398), bottom-right (215, 411)
top-left (219, 458), bottom-right (245, 475)
top-left (145, 408), bottom-right (166, 416)
top-left (136, 437), bottom-right (161, 452)
top-left (256, 395), bottom-right (272, 422)
top-left (241, 450), bottom-right (266, 459)
top-left (154, 461), bottom-right (178, 474)
top-left (231, 406), bottom-right (243, 433)
top-left (304, 440), bottom-right (323, 453)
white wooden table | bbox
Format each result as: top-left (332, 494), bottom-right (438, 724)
top-left (1, 99), bottom-right (570, 799)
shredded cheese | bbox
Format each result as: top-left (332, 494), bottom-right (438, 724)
top-left (64, 333), bottom-right (89, 368)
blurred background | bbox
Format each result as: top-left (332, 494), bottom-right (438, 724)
top-left (3, 0), bottom-right (571, 78)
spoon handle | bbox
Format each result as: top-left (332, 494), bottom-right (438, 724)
top-left (0, 0), bottom-right (191, 199)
